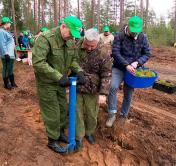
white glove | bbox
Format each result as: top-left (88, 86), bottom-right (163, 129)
top-left (131, 61), bottom-right (138, 69)
top-left (98, 95), bottom-right (107, 105)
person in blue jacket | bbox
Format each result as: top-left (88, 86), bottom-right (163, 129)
top-left (0, 16), bottom-right (18, 90)
top-left (106, 16), bottom-right (151, 127)
top-left (21, 31), bottom-right (30, 49)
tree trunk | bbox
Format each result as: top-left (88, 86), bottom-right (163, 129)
top-left (97, 0), bottom-right (100, 30)
top-left (53, 0), bottom-right (58, 25)
top-left (64, 0), bottom-right (68, 17)
top-left (58, 0), bottom-right (61, 21)
top-left (144, 0), bottom-right (149, 31)
top-left (38, 0), bottom-right (41, 29)
top-left (34, 0), bottom-right (38, 30)
top-left (11, 0), bottom-right (17, 44)
top-left (91, 0), bottom-right (95, 27)
top-left (41, 0), bottom-right (45, 26)
top-left (140, 0), bottom-right (144, 20)
top-left (119, 0), bottom-right (125, 28)
top-left (174, 0), bottom-right (176, 42)
top-left (49, 0), bottom-right (52, 23)
top-left (77, 0), bottom-right (80, 19)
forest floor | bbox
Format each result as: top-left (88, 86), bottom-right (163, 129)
top-left (0, 47), bottom-right (176, 166)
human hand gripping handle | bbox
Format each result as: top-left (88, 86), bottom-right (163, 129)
top-left (98, 95), bottom-right (107, 105)
top-left (131, 61), bottom-right (138, 69)
top-left (58, 75), bottom-right (70, 87)
top-left (77, 71), bottom-right (86, 85)
top-left (4, 54), bottom-right (10, 62)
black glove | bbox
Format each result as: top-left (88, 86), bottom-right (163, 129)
top-left (4, 54), bottom-right (10, 62)
top-left (77, 71), bottom-right (86, 85)
top-left (58, 75), bottom-right (70, 87)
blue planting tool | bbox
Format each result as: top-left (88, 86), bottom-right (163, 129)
top-left (68, 77), bottom-right (77, 152)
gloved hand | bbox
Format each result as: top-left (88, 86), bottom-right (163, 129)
top-left (4, 54), bottom-right (10, 62)
top-left (77, 71), bottom-right (86, 85)
top-left (58, 75), bottom-right (70, 87)
top-left (131, 61), bottom-right (138, 69)
top-left (98, 95), bottom-right (107, 105)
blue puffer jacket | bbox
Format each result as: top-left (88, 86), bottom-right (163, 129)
top-left (0, 28), bottom-right (15, 59)
top-left (112, 29), bottom-right (151, 71)
top-left (21, 35), bottom-right (29, 48)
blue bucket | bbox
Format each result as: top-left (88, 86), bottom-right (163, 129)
top-left (124, 69), bottom-right (158, 88)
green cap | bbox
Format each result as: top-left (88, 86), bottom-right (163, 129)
top-left (29, 38), bottom-right (34, 45)
top-left (40, 27), bottom-right (49, 32)
top-left (103, 25), bottom-right (109, 32)
top-left (128, 16), bottom-right (143, 33)
top-left (16, 45), bottom-right (21, 51)
top-left (64, 16), bottom-right (83, 39)
top-left (23, 31), bottom-right (28, 35)
top-left (1, 17), bottom-right (13, 24)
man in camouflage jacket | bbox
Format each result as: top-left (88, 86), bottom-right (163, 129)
top-left (75, 28), bottom-right (112, 151)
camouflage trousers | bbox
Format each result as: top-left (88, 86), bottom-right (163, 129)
top-left (76, 93), bottom-right (99, 140)
top-left (37, 84), bottom-right (67, 140)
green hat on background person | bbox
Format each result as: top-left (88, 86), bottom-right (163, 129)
top-left (23, 31), bottom-right (28, 35)
top-left (1, 16), bottom-right (13, 24)
top-left (40, 27), bottom-right (49, 32)
top-left (16, 45), bottom-right (21, 51)
top-left (29, 38), bottom-right (34, 45)
top-left (64, 16), bottom-right (83, 39)
top-left (128, 16), bottom-right (143, 33)
top-left (103, 25), bottom-right (110, 32)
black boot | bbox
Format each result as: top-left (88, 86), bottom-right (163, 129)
top-left (9, 74), bottom-right (18, 88)
top-left (3, 77), bottom-right (12, 90)
top-left (85, 135), bottom-right (95, 144)
top-left (48, 137), bottom-right (67, 154)
top-left (58, 129), bottom-right (68, 143)
top-left (75, 139), bottom-right (83, 151)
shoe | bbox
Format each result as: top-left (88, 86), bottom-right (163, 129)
top-left (58, 129), bottom-right (68, 143)
top-left (85, 135), bottom-right (95, 144)
top-left (9, 74), bottom-right (18, 88)
top-left (106, 113), bottom-right (116, 127)
top-left (48, 137), bottom-right (67, 154)
top-left (75, 139), bottom-right (83, 151)
top-left (3, 77), bottom-right (12, 90)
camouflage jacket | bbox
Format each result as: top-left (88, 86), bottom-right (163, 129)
top-left (32, 26), bottom-right (82, 85)
top-left (77, 39), bottom-right (112, 95)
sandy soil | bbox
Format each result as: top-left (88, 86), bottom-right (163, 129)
top-left (0, 47), bottom-right (176, 166)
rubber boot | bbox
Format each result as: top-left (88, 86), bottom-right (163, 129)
top-left (3, 77), bottom-right (12, 90)
top-left (85, 135), bottom-right (95, 144)
top-left (9, 74), bottom-right (18, 88)
top-left (75, 139), bottom-right (83, 151)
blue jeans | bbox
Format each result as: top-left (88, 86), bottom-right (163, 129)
top-left (108, 67), bottom-right (134, 118)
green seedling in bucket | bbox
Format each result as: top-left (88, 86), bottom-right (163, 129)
top-left (135, 69), bottom-right (155, 77)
